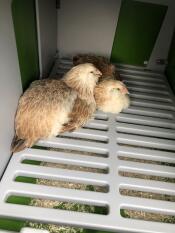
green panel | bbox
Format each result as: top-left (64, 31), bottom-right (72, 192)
top-left (0, 195), bottom-right (30, 232)
top-left (12, 0), bottom-right (39, 90)
top-left (22, 159), bottom-right (41, 165)
top-left (0, 218), bottom-right (25, 232)
top-left (15, 176), bottom-right (37, 183)
top-left (166, 30), bottom-right (175, 93)
top-left (6, 195), bottom-right (32, 205)
top-left (0, 176), bottom-right (113, 233)
top-left (111, 0), bottom-right (167, 66)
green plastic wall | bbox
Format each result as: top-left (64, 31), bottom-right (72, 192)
top-left (12, 0), bottom-right (39, 90)
top-left (111, 0), bottom-right (167, 66)
top-left (166, 30), bottom-right (175, 93)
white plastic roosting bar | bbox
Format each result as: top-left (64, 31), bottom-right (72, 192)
top-left (0, 61), bottom-right (175, 233)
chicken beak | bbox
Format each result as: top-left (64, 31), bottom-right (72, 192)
top-left (95, 70), bottom-right (102, 77)
top-left (122, 86), bottom-right (129, 94)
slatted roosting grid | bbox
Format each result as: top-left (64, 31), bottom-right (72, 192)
top-left (0, 61), bottom-right (175, 233)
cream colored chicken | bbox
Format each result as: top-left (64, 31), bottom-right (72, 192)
top-left (94, 79), bottom-right (130, 113)
top-left (11, 63), bottom-right (102, 153)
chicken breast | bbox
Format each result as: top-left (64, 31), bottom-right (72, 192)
top-left (94, 79), bottom-right (130, 114)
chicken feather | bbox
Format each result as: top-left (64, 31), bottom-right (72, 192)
top-left (73, 54), bottom-right (121, 81)
top-left (11, 63), bottom-right (101, 153)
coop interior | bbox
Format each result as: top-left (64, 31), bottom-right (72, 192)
top-left (0, 0), bottom-right (175, 233)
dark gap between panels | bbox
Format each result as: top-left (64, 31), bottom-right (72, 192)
top-left (116, 130), bottom-right (175, 141)
top-left (116, 119), bottom-right (175, 130)
top-left (6, 195), bottom-right (108, 215)
top-left (120, 189), bottom-right (175, 202)
top-left (58, 135), bottom-right (109, 144)
top-left (118, 156), bottom-right (175, 167)
top-left (14, 176), bottom-right (109, 193)
top-left (119, 171), bottom-right (175, 183)
top-left (120, 209), bottom-right (175, 224)
top-left (117, 143), bottom-right (175, 153)
top-left (82, 125), bottom-right (108, 132)
top-left (32, 146), bottom-right (109, 158)
top-left (21, 159), bottom-right (109, 174)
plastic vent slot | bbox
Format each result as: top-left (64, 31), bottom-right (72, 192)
top-left (0, 62), bottom-right (175, 233)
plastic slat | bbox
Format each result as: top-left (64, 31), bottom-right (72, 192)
top-left (128, 85), bottom-right (169, 95)
top-left (0, 65), bottom-right (175, 233)
top-left (131, 98), bottom-right (175, 111)
top-left (124, 106), bottom-right (174, 119)
top-left (117, 113), bottom-right (175, 128)
top-left (119, 176), bottom-right (175, 196)
top-left (116, 122), bottom-right (175, 139)
top-left (124, 79), bottom-right (167, 88)
top-left (117, 133), bottom-right (175, 151)
top-left (130, 92), bottom-right (172, 103)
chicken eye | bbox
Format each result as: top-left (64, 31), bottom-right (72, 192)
top-left (90, 71), bottom-right (94, 74)
top-left (112, 88), bottom-right (120, 92)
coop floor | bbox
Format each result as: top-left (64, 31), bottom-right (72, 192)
top-left (0, 62), bottom-right (175, 233)
top-left (1, 149), bottom-right (175, 233)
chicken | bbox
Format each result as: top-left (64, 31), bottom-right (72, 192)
top-left (73, 54), bottom-right (121, 81)
top-left (94, 79), bottom-right (130, 114)
top-left (60, 97), bottom-right (95, 133)
top-left (11, 63), bottom-right (102, 153)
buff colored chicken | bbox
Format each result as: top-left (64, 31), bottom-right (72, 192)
top-left (94, 79), bottom-right (130, 114)
top-left (72, 54), bottom-right (129, 115)
top-left (73, 54), bottom-right (121, 81)
top-left (11, 63), bottom-right (102, 152)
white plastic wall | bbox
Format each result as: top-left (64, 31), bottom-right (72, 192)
top-left (0, 0), bottom-right (22, 177)
top-left (57, 0), bottom-right (122, 58)
top-left (57, 0), bottom-right (175, 71)
top-left (36, 0), bottom-right (57, 78)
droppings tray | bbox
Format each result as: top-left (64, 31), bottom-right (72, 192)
top-left (0, 63), bottom-right (175, 233)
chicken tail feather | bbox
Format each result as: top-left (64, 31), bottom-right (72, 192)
top-left (60, 123), bottom-right (77, 133)
top-left (11, 135), bottom-right (27, 153)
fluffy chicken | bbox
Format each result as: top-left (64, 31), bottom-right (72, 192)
top-left (11, 63), bottom-right (101, 153)
top-left (94, 79), bottom-right (130, 114)
top-left (72, 54), bottom-right (129, 114)
top-left (73, 54), bottom-right (121, 81)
